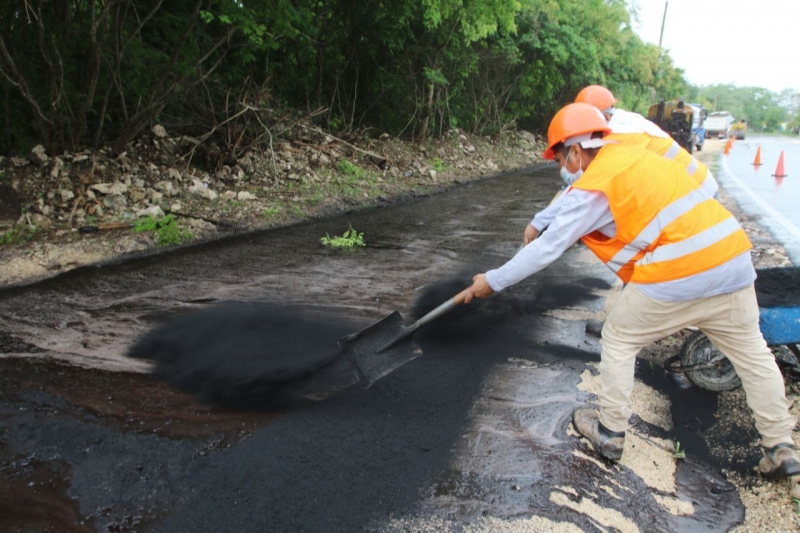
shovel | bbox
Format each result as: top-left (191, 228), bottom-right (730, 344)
top-left (338, 289), bottom-right (471, 388)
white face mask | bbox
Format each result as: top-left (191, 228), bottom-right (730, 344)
top-left (559, 147), bottom-right (583, 186)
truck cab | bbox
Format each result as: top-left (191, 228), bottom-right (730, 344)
top-left (647, 99), bottom-right (706, 153)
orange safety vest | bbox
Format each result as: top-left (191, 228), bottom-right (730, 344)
top-left (606, 132), bottom-right (715, 196)
top-left (571, 143), bottom-right (751, 284)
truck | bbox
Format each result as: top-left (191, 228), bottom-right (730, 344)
top-left (704, 111), bottom-right (734, 139)
top-left (647, 99), bottom-right (706, 153)
top-left (731, 119), bottom-right (747, 140)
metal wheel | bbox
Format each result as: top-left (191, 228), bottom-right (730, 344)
top-left (680, 330), bottom-right (742, 391)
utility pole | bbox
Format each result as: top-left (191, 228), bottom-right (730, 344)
top-left (653, 1), bottom-right (668, 103)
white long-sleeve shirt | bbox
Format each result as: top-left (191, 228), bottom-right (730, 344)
top-left (607, 109), bottom-right (670, 138)
top-left (485, 188), bottom-right (755, 301)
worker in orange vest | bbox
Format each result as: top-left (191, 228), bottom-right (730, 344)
top-left (529, 85), bottom-right (719, 337)
top-left (526, 85), bottom-right (716, 247)
top-left (461, 103), bottom-right (799, 481)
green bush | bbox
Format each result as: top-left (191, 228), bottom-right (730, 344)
top-left (133, 214), bottom-right (193, 247)
top-left (0, 226), bottom-right (38, 245)
top-left (337, 159), bottom-right (365, 180)
top-left (262, 206), bottom-right (283, 219)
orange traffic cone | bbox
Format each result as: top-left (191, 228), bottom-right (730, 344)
top-left (773, 150), bottom-right (788, 177)
top-left (753, 146), bottom-right (762, 166)
top-left (724, 140), bottom-right (732, 155)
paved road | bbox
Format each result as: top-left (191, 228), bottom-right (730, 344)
top-left (0, 166), bottom-right (744, 531)
top-left (719, 135), bottom-right (800, 261)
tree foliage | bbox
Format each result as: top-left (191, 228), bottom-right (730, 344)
top-left (688, 84), bottom-right (799, 132)
top-left (0, 0), bottom-right (713, 156)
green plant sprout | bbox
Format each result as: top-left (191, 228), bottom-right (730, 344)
top-left (320, 225), bottom-right (365, 248)
top-left (672, 441), bottom-right (686, 460)
top-left (793, 498), bottom-right (800, 514)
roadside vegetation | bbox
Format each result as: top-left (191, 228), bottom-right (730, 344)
top-left (133, 215), bottom-right (194, 248)
top-left (1, 0), bottom-right (691, 159)
top-left (0, 227), bottom-right (37, 245)
top-left (689, 84), bottom-right (800, 134)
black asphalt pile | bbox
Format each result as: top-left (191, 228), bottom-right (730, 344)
top-left (411, 277), bottom-right (478, 323)
top-left (755, 267), bottom-right (800, 307)
top-left (409, 276), bottom-right (528, 345)
top-left (411, 274), bottom-right (611, 331)
top-left (128, 303), bottom-right (356, 408)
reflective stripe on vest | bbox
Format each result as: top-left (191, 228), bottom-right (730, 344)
top-left (701, 172), bottom-right (718, 197)
top-left (607, 186), bottom-right (713, 273)
top-left (664, 142), bottom-right (681, 159)
top-left (573, 143), bottom-right (752, 284)
top-left (637, 217), bottom-right (742, 266)
top-left (612, 133), bottom-right (718, 198)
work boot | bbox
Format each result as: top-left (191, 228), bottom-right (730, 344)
top-left (757, 443), bottom-right (800, 479)
top-left (585, 320), bottom-right (604, 338)
top-left (572, 407), bottom-right (625, 461)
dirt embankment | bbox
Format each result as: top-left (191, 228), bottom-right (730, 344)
top-left (0, 126), bottom-right (548, 287)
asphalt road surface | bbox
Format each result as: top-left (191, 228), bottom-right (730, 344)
top-left (720, 135), bottom-right (800, 262)
top-left (1, 165), bottom-right (745, 531)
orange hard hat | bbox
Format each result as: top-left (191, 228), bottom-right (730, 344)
top-left (543, 103), bottom-right (611, 160)
top-left (575, 85), bottom-right (617, 112)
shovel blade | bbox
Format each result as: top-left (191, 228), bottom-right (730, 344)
top-left (338, 311), bottom-right (422, 389)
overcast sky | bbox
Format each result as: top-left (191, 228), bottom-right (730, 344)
top-left (630, 0), bottom-right (798, 93)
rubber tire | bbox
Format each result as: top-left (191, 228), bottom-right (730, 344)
top-left (680, 330), bottom-right (742, 391)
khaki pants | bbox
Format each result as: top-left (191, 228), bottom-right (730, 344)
top-left (599, 284), bottom-right (796, 448)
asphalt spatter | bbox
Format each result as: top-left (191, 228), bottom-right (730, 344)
top-left (0, 458), bottom-right (91, 533)
top-left (755, 267), bottom-right (800, 307)
top-left (403, 345), bottom-right (744, 532)
top-left (0, 357), bottom-right (274, 437)
top-left (128, 303), bottom-right (361, 408)
top-left (0, 395), bottom-right (216, 531)
top-left (636, 358), bottom-right (724, 463)
top-left (0, 358), bottom-right (278, 530)
top-left (539, 343), bottom-right (601, 364)
top-left (671, 459), bottom-right (745, 530)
